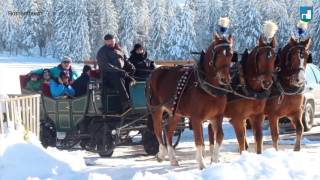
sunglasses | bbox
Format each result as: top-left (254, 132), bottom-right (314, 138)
top-left (62, 61), bottom-right (71, 64)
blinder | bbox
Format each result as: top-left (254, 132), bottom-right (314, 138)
top-left (307, 53), bottom-right (313, 63)
top-left (231, 52), bottom-right (238, 63)
top-left (285, 45), bottom-right (306, 66)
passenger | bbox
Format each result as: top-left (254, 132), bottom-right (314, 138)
top-left (26, 73), bottom-right (42, 91)
top-left (50, 56), bottom-right (78, 82)
top-left (30, 56), bottom-right (78, 82)
top-left (49, 72), bottom-right (75, 99)
top-left (128, 43), bottom-right (155, 81)
top-left (72, 65), bottom-right (92, 97)
top-left (96, 34), bottom-right (135, 111)
top-left (41, 69), bottom-right (52, 97)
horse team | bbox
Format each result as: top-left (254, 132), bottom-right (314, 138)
top-left (146, 17), bottom-right (313, 169)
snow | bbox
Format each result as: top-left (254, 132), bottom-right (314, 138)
top-left (0, 124), bottom-right (88, 180)
top-left (133, 149), bottom-right (320, 180)
top-left (1, 58), bottom-right (320, 179)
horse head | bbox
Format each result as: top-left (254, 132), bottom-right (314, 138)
top-left (279, 36), bottom-right (312, 87)
top-left (201, 33), bottom-right (235, 86)
top-left (244, 21), bottom-right (278, 91)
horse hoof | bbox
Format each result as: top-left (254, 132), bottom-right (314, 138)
top-left (171, 160), bottom-right (179, 166)
top-left (199, 164), bottom-right (206, 170)
top-left (156, 154), bottom-right (164, 162)
top-left (211, 158), bottom-right (219, 164)
top-left (294, 147), bottom-right (301, 151)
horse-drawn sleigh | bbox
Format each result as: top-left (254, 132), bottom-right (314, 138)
top-left (19, 72), bottom-right (188, 157)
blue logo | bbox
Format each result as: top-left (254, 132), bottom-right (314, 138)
top-left (300, 6), bottom-right (313, 22)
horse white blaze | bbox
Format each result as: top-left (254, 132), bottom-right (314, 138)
top-left (196, 145), bottom-right (206, 169)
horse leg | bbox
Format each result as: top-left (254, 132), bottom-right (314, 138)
top-left (290, 111), bottom-right (304, 151)
top-left (152, 108), bottom-right (167, 162)
top-left (208, 123), bottom-right (215, 157)
top-left (230, 118), bottom-right (246, 153)
top-left (250, 114), bottom-right (264, 154)
top-left (232, 119), bottom-right (249, 150)
top-left (191, 118), bottom-right (206, 170)
top-left (166, 115), bottom-right (180, 166)
top-left (269, 115), bottom-right (280, 150)
top-left (209, 115), bottom-right (224, 163)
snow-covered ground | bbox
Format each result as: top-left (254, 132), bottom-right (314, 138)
top-left (1, 122), bottom-right (320, 180)
top-left (1, 57), bottom-right (320, 180)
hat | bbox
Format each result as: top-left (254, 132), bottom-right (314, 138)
top-left (131, 43), bottom-right (144, 54)
top-left (82, 65), bottom-right (92, 73)
top-left (61, 56), bottom-right (72, 63)
top-left (104, 34), bottom-right (115, 40)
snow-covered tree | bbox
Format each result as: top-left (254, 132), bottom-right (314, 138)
top-left (37, 0), bottom-right (53, 56)
top-left (87, 0), bottom-right (119, 59)
top-left (70, 0), bottom-right (90, 62)
top-left (148, 0), bottom-right (168, 59)
top-left (188, 0), bottom-right (211, 50)
top-left (134, 0), bottom-right (151, 46)
top-left (310, 0), bottom-right (320, 64)
top-left (52, 0), bottom-right (74, 59)
top-left (234, 0), bottom-right (263, 52)
top-left (14, 0), bottom-right (40, 55)
top-left (0, 0), bottom-right (17, 53)
top-left (207, 0), bottom-right (223, 34)
top-left (115, 0), bottom-right (138, 55)
top-left (167, 3), bottom-right (196, 59)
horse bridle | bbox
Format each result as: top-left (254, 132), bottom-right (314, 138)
top-left (208, 42), bottom-right (233, 83)
top-left (278, 44), bottom-right (309, 87)
top-left (248, 45), bottom-right (276, 90)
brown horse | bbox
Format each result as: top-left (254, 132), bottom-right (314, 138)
top-left (208, 35), bottom-right (277, 154)
top-left (146, 33), bottom-right (235, 169)
top-left (265, 37), bottom-right (312, 151)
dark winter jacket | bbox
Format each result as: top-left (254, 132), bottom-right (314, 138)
top-left (71, 73), bottom-right (90, 97)
top-left (128, 52), bottom-right (155, 80)
top-left (96, 44), bottom-right (135, 77)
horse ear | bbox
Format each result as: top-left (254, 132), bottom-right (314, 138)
top-left (270, 36), bottom-right (276, 48)
top-left (307, 53), bottom-right (313, 63)
top-left (258, 36), bottom-right (265, 47)
top-left (228, 34), bottom-right (233, 46)
top-left (289, 36), bottom-right (297, 45)
top-left (214, 32), bottom-right (220, 42)
top-left (302, 37), bottom-right (311, 49)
